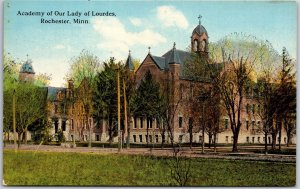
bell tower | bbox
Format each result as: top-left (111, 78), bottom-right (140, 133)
top-left (191, 15), bottom-right (209, 57)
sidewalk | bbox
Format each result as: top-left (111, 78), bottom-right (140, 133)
top-left (3, 144), bottom-right (296, 163)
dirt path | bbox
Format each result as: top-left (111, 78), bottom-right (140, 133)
top-left (3, 144), bottom-right (296, 163)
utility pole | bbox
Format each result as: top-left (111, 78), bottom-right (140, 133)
top-left (123, 79), bottom-right (130, 149)
top-left (13, 89), bottom-right (17, 152)
top-left (117, 68), bottom-right (122, 152)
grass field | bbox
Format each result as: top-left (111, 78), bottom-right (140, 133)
top-left (3, 149), bottom-right (296, 186)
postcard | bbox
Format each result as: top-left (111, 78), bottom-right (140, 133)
top-left (3, 0), bottom-right (297, 187)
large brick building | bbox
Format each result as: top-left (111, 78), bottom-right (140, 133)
top-left (20, 19), bottom-right (295, 146)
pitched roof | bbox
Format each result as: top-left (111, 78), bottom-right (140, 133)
top-left (47, 86), bottom-right (65, 101)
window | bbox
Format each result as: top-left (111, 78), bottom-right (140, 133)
top-left (246, 137), bottom-right (249, 143)
top-left (246, 104), bottom-right (250, 114)
top-left (257, 137), bottom-right (260, 143)
top-left (179, 117), bottom-right (183, 128)
top-left (133, 135), bottom-right (136, 142)
top-left (179, 135), bottom-right (183, 143)
top-left (155, 135), bottom-right (159, 143)
top-left (62, 120), bottom-right (66, 131)
top-left (96, 134), bottom-right (100, 141)
top-left (147, 117), bottom-right (152, 128)
top-left (71, 135), bottom-right (74, 141)
top-left (252, 137), bottom-right (255, 143)
top-left (140, 117), bottom-right (144, 129)
top-left (225, 136), bottom-right (229, 143)
top-left (252, 121), bottom-right (255, 130)
top-left (252, 104), bottom-right (255, 114)
top-left (257, 121), bottom-right (260, 129)
top-left (139, 135), bottom-right (142, 142)
top-left (156, 119), bottom-right (160, 129)
top-left (224, 119), bottom-right (228, 129)
top-left (246, 120), bottom-right (249, 130)
top-left (133, 117), bottom-right (137, 129)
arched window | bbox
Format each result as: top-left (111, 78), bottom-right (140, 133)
top-left (193, 39), bottom-right (198, 51)
top-left (201, 40), bottom-right (206, 51)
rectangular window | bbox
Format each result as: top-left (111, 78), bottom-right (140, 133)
top-left (257, 137), bottom-right (260, 143)
top-left (224, 119), bottom-right (228, 129)
top-left (252, 104), bottom-right (255, 114)
top-left (179, 135), bottom-right (183, 143)
top-left (96, 134), bottom-right (100, 141)
top-left (252, 137), bottom-right (255, 143)
top-left (257, 121), bottom-right (260, 129)
top-left (156, 119), bottom-right (160, 129)
top-left (252, 121), bottom-right (255, 130)
top-left (155, 135), bottom-right (159, 143)
top-left (62, 120), bottom-right (66, 131)
top-left (140, 117), bottom-right (143, 129)
top-left (246, 120), bottom-right (249, 130)
top-left (225, 136), bottom-right (229, 143)
top-left (246, 104), bottom-right (250, 114)
top-left (147, 117), bottom-right (152, 128)
top-left (246, 137), bottom-right (249, 143)
top-left (133, 117), bottom-right (137, 129)
top-left (132, 135), bottom-right (136, 143)
top-left (139, 135), bottom-right (142, 142)
top-left (71, 135), bottom-right (74, 141)
top-left (179, 117), bottom-right (183, 128)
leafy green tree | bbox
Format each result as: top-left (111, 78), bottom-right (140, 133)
top-left (133, 70), bottom-right (162, 147)
top-left (93, 58), bottom-right (120, 144)
top-left (66, 50), bottom-right (101, 147)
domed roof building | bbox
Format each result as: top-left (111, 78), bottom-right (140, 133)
top-left (19, 59), bottom-right (35, 82)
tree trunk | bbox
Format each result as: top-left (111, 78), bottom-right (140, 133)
top-left (161, 132), bottom-right (165, 149)
top-left (213, 133), bottom-right (217, 153)
top-left (232, 133), bottom-right (239, 152)
top-left (278, 123), bottom-right (282, 151)
top-left (18, 132), bottom-right (22, 148)
top-left (264, 132), bottom-right (268, 154)
top-left (24, 128), bottom-right (28, 144)
top-left (189, 129), bottom-right (193, 149)
top-left (271, 133), bottom-right (276, 150)
top-left (208, 134), bottom-right (212, 149)
top-left (146, 126), bottom-right (149, 147)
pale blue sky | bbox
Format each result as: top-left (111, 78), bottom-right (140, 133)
top-left (4, 0), bottom-right (297, 87)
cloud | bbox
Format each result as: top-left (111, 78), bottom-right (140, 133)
top-left (156, 6), bottom-right (189, 29)
top-left (54, 44), bottom-right (66, 49)
top-left (92, 17), bottom-right (167, 59)
top-left (129, 17), bottom-right (142, 26)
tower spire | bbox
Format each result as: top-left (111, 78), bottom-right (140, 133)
top-left (198, 14), bottom-right (202, 26)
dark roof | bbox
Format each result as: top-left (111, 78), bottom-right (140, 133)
top-left (125, 53), bottom-right (134, 70)
top-left (151, 55), bottom-right (166, 69)
top-left (20, 60), bottom-right (35, 74)
top-left (192, 24), bottom-right (208, 36)
top-left (47, 86), bottom-right (65, 101)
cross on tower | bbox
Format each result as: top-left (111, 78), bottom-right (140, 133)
top-left (198, 15), bottom-right (202, 25)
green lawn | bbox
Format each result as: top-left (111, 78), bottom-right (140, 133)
top-left (3, 149), bottom-right (296, 186)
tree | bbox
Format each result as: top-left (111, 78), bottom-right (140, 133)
top-left (67, 50), bottom-right (101, 147)
top-left (34, 73), bottom-right (52, 87)
top-left (93, 58), bottom-right (120, 144)
top-left (210, 33), bottom-right (266, 152)
top-left (14, 82), bottom-right (48, 146)
top-left (133, 70), bottom-right (162, 147)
